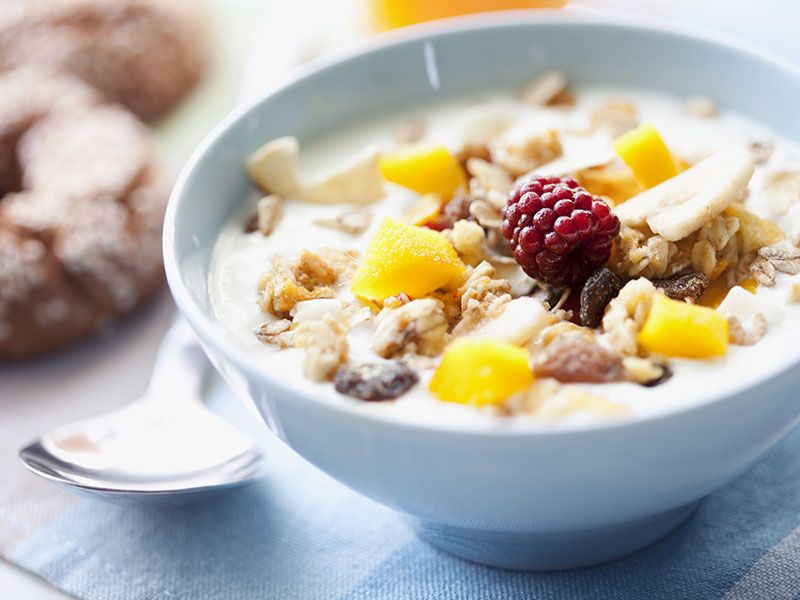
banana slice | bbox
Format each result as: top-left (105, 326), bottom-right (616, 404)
top-left (246, 136), bottom-right (385, 204)
top-left (469, 297), bottom-right (549, 346)
top-left (614, 149), bottom-right (754, 241)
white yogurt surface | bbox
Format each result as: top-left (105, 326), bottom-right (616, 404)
top-left (209, 84), bottom-right (800, 430)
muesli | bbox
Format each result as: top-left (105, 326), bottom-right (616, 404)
top-left (210, 73), bottom-right (800, 428)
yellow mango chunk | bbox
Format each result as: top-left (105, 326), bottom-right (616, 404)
top-left (351, 217), bottom-right (465, 301)
top-left (429, 338), bottom-right (533, 406)
top-left (613, 123), bottom-right (679, 188)
top-left (380, 144), bottom-right (466, 200)
top-left (639, 293), bottom-right (728, 358)
top-left (403, 193), bottom-right (443, 226)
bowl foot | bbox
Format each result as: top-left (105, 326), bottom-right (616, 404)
top-left (414, 501), bottom-right (700, 571)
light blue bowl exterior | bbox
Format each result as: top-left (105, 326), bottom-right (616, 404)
top-left (165, 14), bottom-right (800, 569)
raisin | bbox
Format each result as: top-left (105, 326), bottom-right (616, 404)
top-left (579, 268), bottom-right (624, 328)
top-left (333, 361), bottom-right (419, 401)
top-left (425, 195), bottom-right (474, 231)
top-left (533, 336), bottom-right (622, 383)
top-left (652, 272), bottom-right (709, 303)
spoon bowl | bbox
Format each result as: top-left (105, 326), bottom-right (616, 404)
top-left (19, 318), bottom-right (264, 505)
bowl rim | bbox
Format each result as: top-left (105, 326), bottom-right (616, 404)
top-left (164, 10), bottom-right (800, 438)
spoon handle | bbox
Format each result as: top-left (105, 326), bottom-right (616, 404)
top-left (145, 316), bottom-right (209, 406)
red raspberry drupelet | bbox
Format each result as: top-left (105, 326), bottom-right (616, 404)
top-left (501, 176), bottom-right (620, 287)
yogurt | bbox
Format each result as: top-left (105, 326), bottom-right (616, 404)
top-left (209, 84), bottom-right (800, 430)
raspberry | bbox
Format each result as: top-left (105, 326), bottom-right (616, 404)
top-left (502, 176), bottom-right (620, 287)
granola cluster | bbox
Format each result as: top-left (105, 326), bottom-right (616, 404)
top-left (451, 261), bottom-right (513, 335)
top-left (257, 248), bottom-right (358, 315)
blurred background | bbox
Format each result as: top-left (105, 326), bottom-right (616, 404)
top-left (0, 0), bottom-right (797, 597)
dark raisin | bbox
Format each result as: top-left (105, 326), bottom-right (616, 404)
top-left (424, 195), bottom-right (474, 231)
top-left (533, 336), bottom-right (622, 383)
top-left (579, 268), bottom-right (624, 328)
top-left (651, 272), bottom-right (709, 303)
top-left (333, 362), bottom-right (419, 401)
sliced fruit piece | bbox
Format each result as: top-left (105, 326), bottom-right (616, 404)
top-left (614, 149), bottom-right (755, 242)
top-left (305, 147), bottom-right (386, 204)
top-left (247, 136), bottom-right (385, 204)
top-left (638, 293), bottom-right (728, 358)
top-left (380, 144), bottom-right (466, 200)
top-left (403, 193), bottom-right (443, 226)
top-left (613, 123), bottom-right (679, 188)
top-left (724, 202), bottom-right (784, 254)
top-left (247, 136), bottom-right (302, 197)
top-left (469, 297), bottom-right (549, 346)
top-left (351, 217), bottom-right (465, 301)
top-left (429, 338), bottom-right (533, 406)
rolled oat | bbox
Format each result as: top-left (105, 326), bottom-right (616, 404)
top-left (727, 314), bottom-right (767, 346)
top-left (313, 207), bottom-right (372, 235)
top-left (489, 129), bottom-right (563, 177)
top-left (293, 314), bottom-right (349, 382)
top-left (601, 278), bottom-right (656, 356)
top-left (371, 299), bottom-right (448, 358)
top-left (255, 318), bottom-right (293, 348)
top-left (257, 194), bottom-right (283, 236)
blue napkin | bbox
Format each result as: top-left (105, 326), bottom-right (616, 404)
top-left (10, 378), bottom-right (800, 599)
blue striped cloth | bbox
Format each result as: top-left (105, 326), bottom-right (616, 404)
top-left (11, 377), bottom-right (800, 599)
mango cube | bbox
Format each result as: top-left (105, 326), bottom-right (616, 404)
top-left (613, 123), bottom-right (679, 188)
top-left (380, 144), bottom-right (466, 200)
top-left (429, 338), bottom-right (533, 406)
top-left (351, 217), bottom-right (465, 301)
top-left (638, 293), bottom-right (728, 358)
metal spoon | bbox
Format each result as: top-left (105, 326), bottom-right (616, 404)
top-left (18, 317), bottom-right (264, 504)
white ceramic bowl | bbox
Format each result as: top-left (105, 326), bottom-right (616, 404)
top-left (164, 13), bottom-right (800, 570)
